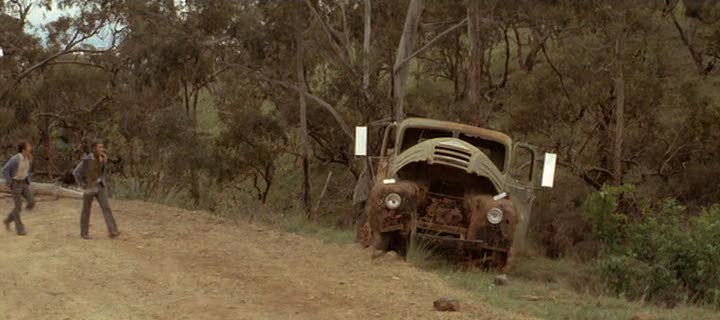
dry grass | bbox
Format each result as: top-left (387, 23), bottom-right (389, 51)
top-left (0, 197), bottom-right (526, 320)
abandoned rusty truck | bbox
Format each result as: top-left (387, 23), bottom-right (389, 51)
top-left (355, 118), bottom-right (554, 270)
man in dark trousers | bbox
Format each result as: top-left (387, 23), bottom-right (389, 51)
top-left (72, 140), bottom-right (119, 239)
top-left (2, 141), bottom-right (36, 236)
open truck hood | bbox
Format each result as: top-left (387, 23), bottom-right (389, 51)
top-left (389, 138), bottom-right (506, 192)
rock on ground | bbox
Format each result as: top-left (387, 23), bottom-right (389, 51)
top-left (434, 297), bottom-right (460, 312)
top-left (494, 274), bottom-right (509, 286)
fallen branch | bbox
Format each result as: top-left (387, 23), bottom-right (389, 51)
top-left (0, 179), bottom-right (83, 199)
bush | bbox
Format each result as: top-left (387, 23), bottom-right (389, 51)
top-left (587, 186), bottom-right (720, 307)
top-left (111, 177), bottom-right (193, 208)
top-left (582, 184), bottom-right (635, 249)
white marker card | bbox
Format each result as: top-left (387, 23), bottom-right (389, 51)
top-left (493, 192), bottom-right (507, 201)
top-left (354, 126), bottom-right (367, 156)
top-left (541, 153), bottom-right (557, 188)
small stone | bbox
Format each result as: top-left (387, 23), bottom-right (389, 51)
top-left (494, 274), bottom-right (509, 286)
top-left (371, 249), bottom-right (385, 259)
top-left (433, 297), bottom-right (460, 312)
top-left (392, 276), bottom-right (400, 280)
top-left (522, 295), bottom-right (542, 301)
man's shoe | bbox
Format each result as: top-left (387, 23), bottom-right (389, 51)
top-left (109, 231), bottom-right (120, 239)
top-left (16, 230), bottom-right (27, 236)
top-left (81, 234), bottom-right (91, 240)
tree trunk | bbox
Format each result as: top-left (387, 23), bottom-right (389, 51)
top-left (393, 0), bottom-right (424, 121)
top-left (190, 168), bottom-right (201, 205)
top-left (466, 0), bottom-right (485, 108)
top-left (513, 25), bottom-right (523, 69)
top-left (523, 28), bottom-right (546, 72)
top-left (296, 32), bottom-right (313, 219)
top-left (189, 87), bottom-right (201, 206)
top-left (261, 164), bottom-right (273, 204)
top-left (363, 0), bottom-right (372, 91)
top-left (613, 32), bottom-right (625, 185)
top-left (501, 25), bottom-right (510, 88)
top-left (42, 120), bottom-right (54, 180)
top-left (671, 13), bottom-right (710, 75)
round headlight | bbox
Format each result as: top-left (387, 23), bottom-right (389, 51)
top-left (487, 208), bottom-right (503, 224)
top-left (385, 193), bottom-right (402, 210)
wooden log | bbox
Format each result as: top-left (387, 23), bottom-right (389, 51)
top-left (0, 178), bottom-right (83, 199)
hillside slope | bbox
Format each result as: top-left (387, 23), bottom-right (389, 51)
top-left (0, 197), bottom-right (527, 320)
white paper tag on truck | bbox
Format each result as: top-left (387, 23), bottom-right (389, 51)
top-left (355, 126), bottom-right (367, 156)
top-left (541, 153), bottom-right (557, 188)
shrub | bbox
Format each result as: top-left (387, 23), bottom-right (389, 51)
top-left (588, 186), bottom-right (720, 307)
top-left (111, 177), bottom-right (192, 208)
top-left (582, 184), bottom-right (635, 249)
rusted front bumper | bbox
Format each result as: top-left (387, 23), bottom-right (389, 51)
top-left (379, 210), bottom-right (410, 233)
top-left (415, 233), bottom-right (509, 253)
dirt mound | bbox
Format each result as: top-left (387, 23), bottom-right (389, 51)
top-left (0, 198), bottom-right (529, 320)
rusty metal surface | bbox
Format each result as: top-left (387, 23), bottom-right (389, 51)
top-left (380, 224), bottom-right (404, 232)
top-left (362, 117), bottom-right (534, 271)
top-left (389, 138), bottom-right (507, 192)
top-left (366, 180), bottom-right (417, 233)
top-left (416, 221), bottom-right (467, 237)
top-left (415, 234), bottom-right (509, 253)
top-left (398, 117), bottom-right (513, 146)
top-left (422, 197), bottom-right (466, 227)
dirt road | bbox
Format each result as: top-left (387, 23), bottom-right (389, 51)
top-left (0, 197), bottom-right (525, 320)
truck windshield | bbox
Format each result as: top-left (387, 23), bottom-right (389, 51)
top-left (400, 128), bottom-right (453, 151)
top-left (458, 133), bottom-right (506, 171)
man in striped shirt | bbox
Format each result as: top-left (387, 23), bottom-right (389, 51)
top-left (2, 141), bottom-right (36, 236)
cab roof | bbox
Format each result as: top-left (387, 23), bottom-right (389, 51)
top-left (398, 117), bottom-right (513, 146)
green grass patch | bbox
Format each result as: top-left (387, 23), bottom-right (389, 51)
top-left (437, 265), bottom-right (718, 320)
top-left (263, 211), bottom-right (720, 319)
top-left (196, 89), bottom-right (222, 138)
top-left (111, 177), bottom-right (193, 208)
top-left (278, 211), bottom-right (355, 245)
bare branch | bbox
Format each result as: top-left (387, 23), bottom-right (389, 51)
top-left (231, 64), bottom-right (354, 140)
top-left (541, 45), bottom-right (578, 111)
top-left (501, 24), bottom-right (510, 88)
top-left (393, 18), bottom-right (468, 74)
top-left (670, 12), bottom-right (711, 74)
top-left (339, 1), bottom-right (353, 59)
top-left (362, 0), bottom-right (371, 91)
top-left (304, 0), bottom-right (351, 67)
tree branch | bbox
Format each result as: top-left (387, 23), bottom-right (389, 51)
top-left (393, 18), bottom-right (468, 74)
top-left (304, 0), bottom-right (352, 68)
top-left (46, 60), bottom-right (108, 70)
top-left (232, 64), bottom-right (354, 141)
top-left (541, 45), bottom-right (578, 111)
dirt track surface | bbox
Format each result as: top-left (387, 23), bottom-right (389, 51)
top-left (0, 197), bottom-right (526, 320)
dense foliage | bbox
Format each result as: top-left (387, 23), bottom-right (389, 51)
top-left (584, 186), bottom-right (720, 307)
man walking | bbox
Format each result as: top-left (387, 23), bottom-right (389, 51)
top-left (72, 140), bottom-right (119, 239)
top-left (2, 141), bottom-right (36, 236)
